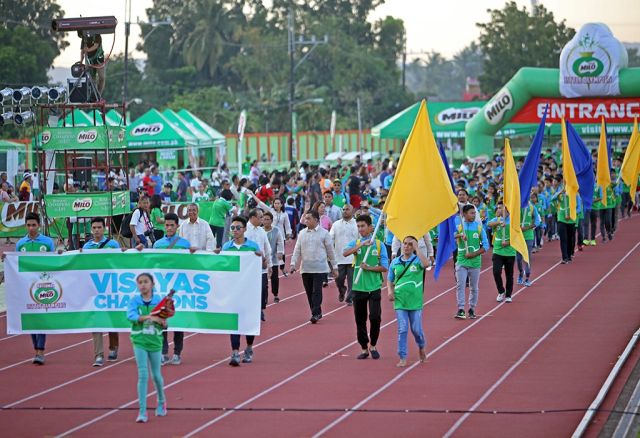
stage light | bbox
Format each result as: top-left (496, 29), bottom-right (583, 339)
top-left (51, 16), bottom-right (117, 34)
top-left (31, 86), bottom-right (49, 101)
top-left (0, 112), bottom-right (15, 126)
top-left (48, 86), bottom-right (67, 102)
top-left (0, 88), bottom-right (13, 103)
top-left (14, 111), bottom-right (34, 125)
top-left (12, 87), bottom-right (31, 103)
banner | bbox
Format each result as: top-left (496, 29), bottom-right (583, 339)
top-left (559, 23), bottom-right (628, 97)
top-left (38, 126), bottom-right (127, 150)
top-left (511, 97), bottom-right (640, 124)
top-left (43, 192), bottom-right (129, 218)
top-left (6, 250), bottom-right (262, 335)
top-left (0, 201), bottom-right (68, 238)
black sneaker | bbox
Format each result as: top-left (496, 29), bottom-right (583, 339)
top-left (455, 309), bottom-right (466, 319)
top-left (273, 296), bottom-right (280, 303)
top-left (261, 311), bottom-right (266, 322)
top-left (310, 315), bottom-right (320, 324)
top-left (370, 350), bottom-right (380, 360)
top-left (357, 351), bottom-right (369, 360)
top-left (468, 308), bottom-right (476, 319)
top-left (338, 291), bottom-right (345, 302)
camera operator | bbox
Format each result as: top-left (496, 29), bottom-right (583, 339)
top-left (79, 31), bottom-right (105, 94)
top-left (129, 194), bottom-right (155, 248)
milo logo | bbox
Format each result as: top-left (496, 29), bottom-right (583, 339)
top-left (77, 129), bottom-right (98, 144)
top-left (436, 107), bottom-right (479, 125)
top-left (572, 52), bottom-right (604, 77)
top-left (41, 131), bottom-right (51, 144)
top-left (29, 273), bottom-right (63, 306)
top-left (72, 198), bottom-right (93, 212)
top-left (131, 123), bottom-right (163, 137)
top-left (484, 88), bottom-right (513, 125)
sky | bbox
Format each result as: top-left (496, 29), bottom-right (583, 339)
top-left (53, 0), bottom-right (640, 67)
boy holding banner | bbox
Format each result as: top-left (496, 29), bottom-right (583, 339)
top-left (82, 217), bottom-right (121, 367)
top-left (9, 212), bottom-right (55, 365)
top-left (153, 213), bottom-right (194, 366)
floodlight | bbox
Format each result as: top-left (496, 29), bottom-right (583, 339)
top-left (14, 111), bottom-right (34, 125)
top-left (48, 86), bottom-right (67, 102)
top-left (0, 88), bottom-right (13, 103)
top-left (0, 112), bottom-right (15, 126)
top-left (12, 87), bottom-right (31, 103)
top-left (31, 86), bottom-right (49, 100)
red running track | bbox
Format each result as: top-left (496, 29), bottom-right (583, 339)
top-left (0, 216), bottom-right (638, 437)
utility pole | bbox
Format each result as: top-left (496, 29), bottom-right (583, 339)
top-left (123, 0), bottom-right (131, 107)
top-left (287, 6), bottom-right (328, 163)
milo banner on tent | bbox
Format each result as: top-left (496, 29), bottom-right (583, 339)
top-left (37, 126), bottom-right (127, 150)
top-left (43, 192), bottom-right (129, 218)
top-left (6, 250), bottom-right (262, 335)
top-left (0, 201), bottom-right (67, 238)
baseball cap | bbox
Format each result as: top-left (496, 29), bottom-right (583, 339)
top-left (23, 172), bottom-right (32, 180)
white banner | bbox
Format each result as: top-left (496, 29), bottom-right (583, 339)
top-left (559, 23), bottom-right (628, 98)
top-left (5, 250), bottom-right (262, 335)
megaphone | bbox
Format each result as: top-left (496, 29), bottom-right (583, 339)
top-left (31, 86), bottom-right (49, 101)
top-left (12, 87), bottom-right (31, 103)
top-left (0, 112), bottom-right (15, 126)
top-left (48, 86), bottom-right (67, 102)
top-left (0, 88), bottom-right (13, 103)
top-left (14, 111), bottom-right (34, 125)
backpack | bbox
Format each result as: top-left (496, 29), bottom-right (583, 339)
top-left (119, 212), bottom-right (134, 238)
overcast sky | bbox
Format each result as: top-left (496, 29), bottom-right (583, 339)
top-left (53, 0), bottom-right (640, 67)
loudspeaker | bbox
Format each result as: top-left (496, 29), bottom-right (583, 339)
top-left (68, 78), bottom-right (88, 103)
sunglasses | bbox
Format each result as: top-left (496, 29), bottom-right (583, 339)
top-left (230, 225), bottom-right (244, 231)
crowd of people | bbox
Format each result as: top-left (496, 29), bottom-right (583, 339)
top-left (6, 143), bottom-right (639, 422)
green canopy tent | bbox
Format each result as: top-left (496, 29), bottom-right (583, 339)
top-left (126, 108), bottom-right (197, 149)
top-left (106, 109), bottom-right (130, 126)
top-left (177, 109), bottom-right (226, 145)
top-left (162, 109), bottom-right (212, 147)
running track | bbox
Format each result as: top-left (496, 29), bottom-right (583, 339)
top-left (0, 216), bottom-right (638, 437)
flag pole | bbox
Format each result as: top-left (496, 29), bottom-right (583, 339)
top-left (353, 212), bottom-right (384, 286)
top-left (458, 206), bottom-right (469, 252)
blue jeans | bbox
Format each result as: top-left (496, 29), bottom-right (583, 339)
top-left (133, 347), bottom-right (165, 416)
top-left (396, 309), bottom-right (426, 360)
top-left (31, 334), bottom-right (46, 350)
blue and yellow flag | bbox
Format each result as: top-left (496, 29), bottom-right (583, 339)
top-left (504, 138), bottom-right (529, 264)
top-left (384, 100), bottom-right (458, 240)
top-left (561, 118), bottom-right (579, 220)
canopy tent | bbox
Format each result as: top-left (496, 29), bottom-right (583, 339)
top-left (126, 108), bottom-right (198, 149)
top-left (0, 139), bottom-right (24, 150)
top-left (106, 109), bottom-right (129, 126)
top-left (162, 109), bottom-right (212, 147)
top-left (58, 109), bottom-right (128, 127)
top-left (178, 109), bottom-right (226, 145)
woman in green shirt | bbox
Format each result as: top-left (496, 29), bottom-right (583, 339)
top-left (149, 195), bottom-right (165, 242)
top-left (126, 273), bottom-right (167, 423)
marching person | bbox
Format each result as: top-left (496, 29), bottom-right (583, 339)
top-left (343, 215), bottom-right (389, 360)
top-left (153, 213), bottom-right (194, 366)
top-left (178, 203), bottom-right (215, 251)
top-left (263, 211), bottom-right (284, 303)
top-left (387, 236), bottom-right (429, 367)
top-left (4, 212), bottom-right (55, 365)
top-left (82, 217), bottom-right (121, 367)
top-left (127, 273), bottom-right (167, 423)
top-left (454, 205), bottom-right (489, 319)
top-left (488, 203), bottom-right (516, 303)
top-left (290, 210), bottom-right (338, 323)
top-left (517, 198), bottom-right (541, 287)
top-left (221, 216), bottom-right (263, 366)
top-left (329, 203), bottom-right (358, 305)
top-left (245, 209), bottom-right (272, 321)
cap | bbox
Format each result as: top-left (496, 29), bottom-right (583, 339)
top-left (23, 172), bottom-right (32, 180)
top-left (164, 182), bottom-right (173, 188)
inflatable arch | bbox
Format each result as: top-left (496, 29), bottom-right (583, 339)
top-left (465, 23), bottom-right (640, 159)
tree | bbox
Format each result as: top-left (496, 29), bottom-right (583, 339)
top-left (628, 48), bottom-right (640, 67)
top-left (476, 1), bottom-right (574, 94)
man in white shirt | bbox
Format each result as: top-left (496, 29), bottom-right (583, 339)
top-left (178, 203), bottom-right (214, 251)
top-left (329, 204), bottom-right (358, 305)
top-left (245, 208), bottom-right (272, 321)
top-left (129, 195), bottom-right (153, 247)
top-left (290, 210), bottom-right (338, 323)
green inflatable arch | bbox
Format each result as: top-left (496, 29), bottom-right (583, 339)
top-left (465, 67), bottom-right (640, 159)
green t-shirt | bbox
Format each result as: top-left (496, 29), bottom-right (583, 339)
top-left (556, 193), bottom-right (577, 224)
top-left (591, 186), bottom-right (603, 211)
top-left (389, 255), bottom-right (425, 310)
top-left (332, 192), bottom-right (348, 208)
top-left (605, 185), bottom-right (616, 208)
top-left (209, 198), bottom-right (233, 227)
top-left (456, 222), bottom-right (486, 269)
top-left (521, 204), bottom-right (536, 241)
top-left (350, 237), bottom-right (388, 293)
top-left (491, 218), bottom-right (516, 257)
top-left (150, 207), bottom-right (164, 232)
top-left (129, 296), bottom-right (163, 352)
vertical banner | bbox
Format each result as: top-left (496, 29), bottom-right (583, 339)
top-left (237, 110), bottom-right (247, 176)
top-left (6, 251), bottom-right (262, 335)
top-left (330, 110), bottom-right (336, 153)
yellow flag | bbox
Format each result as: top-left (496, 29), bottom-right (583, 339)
top-left (620, 118), bottom-right (640, 204)
top-left (384, 100), bottom-right (458, 240)
top-left (503, 138), bottom-right (529, 264)
top-left (561, 118), bottom-right (579, 220)
top-left (596, 117), bottom-right (611, 207)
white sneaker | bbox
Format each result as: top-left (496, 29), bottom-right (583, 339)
top-left (496, 293), bottom-right (505, 302)
top-left (93, 356), bottom-right (104, 367)
top-left (505, 297), bottom-right (513, 303)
